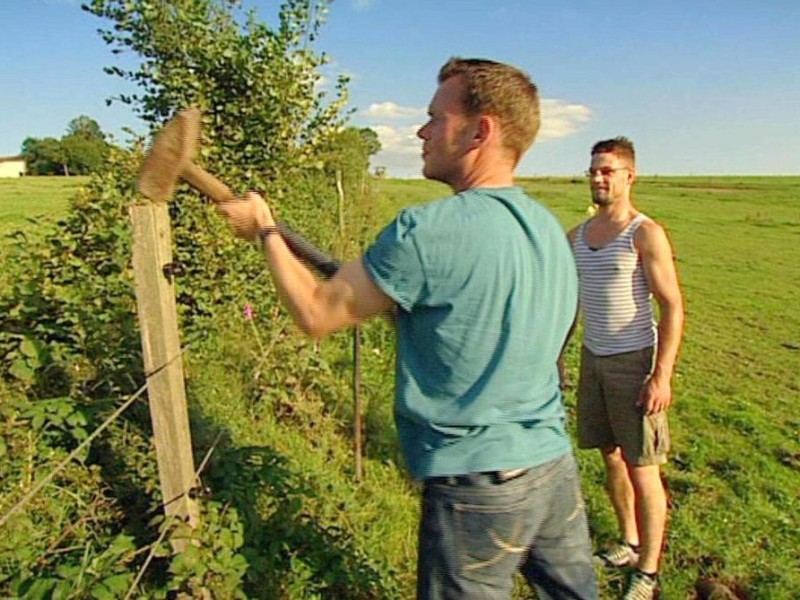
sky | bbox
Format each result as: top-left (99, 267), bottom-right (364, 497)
top-left (1, 0), bottom-right (798, 178)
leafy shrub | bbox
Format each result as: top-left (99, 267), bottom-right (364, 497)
top-left (1, 0), bottom-right (391, 597)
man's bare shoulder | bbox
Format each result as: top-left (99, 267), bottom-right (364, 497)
top-left (634, 218), bottom-right (675, 258)
top-left (567, 221), bottom-right (586, 244)
top-left (634, 217), bottom-right (668, 242)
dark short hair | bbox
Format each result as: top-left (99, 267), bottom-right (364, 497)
top-left (438, 57), bottom-right (540, 164)
top-left (591, 137), bottom-right (636, 166)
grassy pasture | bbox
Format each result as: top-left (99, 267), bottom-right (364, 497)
top-left (0, 176), bottom-right (89, 288)
top-left (1, 175), bottom-right (798, 598)
top-left (0, 176), bottom-right (87, 234)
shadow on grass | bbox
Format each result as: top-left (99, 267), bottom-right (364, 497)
top-left (89, 402), bottom-right (400, 599)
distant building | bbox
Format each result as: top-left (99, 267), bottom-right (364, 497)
top-left (0, 156), bottom-right (26, 178)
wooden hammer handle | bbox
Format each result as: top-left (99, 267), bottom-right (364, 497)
top-left (182, 162), bottom-right (237, 204)
top-left (182, 162), bottom-right (341, 277)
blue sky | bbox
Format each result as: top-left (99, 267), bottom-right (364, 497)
top-left (1, 0), bottom-right (798, 177)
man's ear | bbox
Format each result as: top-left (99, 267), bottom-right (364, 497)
top-left (471, 115), bottom-right (495, 148)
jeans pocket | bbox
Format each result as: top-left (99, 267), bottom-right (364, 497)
top-left (453, 495), bottom-right (534, 586)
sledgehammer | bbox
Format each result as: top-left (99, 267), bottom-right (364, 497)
top-left (137, 107), bottom-right (341, 277)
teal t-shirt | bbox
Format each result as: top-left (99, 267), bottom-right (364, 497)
top-left (363, 187), bottom-right (578, 479)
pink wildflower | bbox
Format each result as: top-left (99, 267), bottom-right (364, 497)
top-left (243, 303), bottom-right (254, 322)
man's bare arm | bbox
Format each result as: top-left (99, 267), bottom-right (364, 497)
top-left (636, 220), bottom-right (684, 414)
top-left (557, 226), bottom-right (581, 389)
top-left (217, 192), bottom-right (395, 338)
top-left (264, 239), bottom-right (394, 337)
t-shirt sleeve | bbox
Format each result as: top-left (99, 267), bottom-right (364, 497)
top-left (363, 209), bottom-right (427, 311)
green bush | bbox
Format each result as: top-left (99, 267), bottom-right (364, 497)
top-left (0, 1), bottom-right (393, 596)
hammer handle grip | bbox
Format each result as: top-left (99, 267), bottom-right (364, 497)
top-left (182, 162), bottom-right (237, 204)
top-left (277, 222), bottom-right (342, 278)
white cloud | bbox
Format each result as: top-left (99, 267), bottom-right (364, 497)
top-left (538, 99), bottom-right (592, 140)
top-left (373, 124), bottom-right (421, 155)
top-left (359, 97), bottom-right (592, 176)
top-left (369, 124), bottom-right (424, 177)
top-left (362, 102), bottom-right (426, 121)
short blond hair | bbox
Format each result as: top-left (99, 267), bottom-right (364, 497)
top-left (438, 57), bottom-right (540, 164)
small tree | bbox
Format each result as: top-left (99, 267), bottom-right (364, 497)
top-left (21, 137), bottom-right (62, 175)
top-left (321, 127), bottom-right (381, 178)
top-left (84, 0), bottom-right (348, 188)
top-left (5, 0), bottom-right (356, 391)
top-left (20, 116), bottom-right (110, 175)
top-left (62, 116), bottom-right (110, 175)
top-left (82, 0), bottom-right (352, 325)
top-left (66, 115), bottom-right (105, 140)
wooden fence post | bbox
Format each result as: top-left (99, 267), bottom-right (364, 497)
top-left (336, 169), bottom-right (345, 240)
top-left (353, 325), bottom-right (363, 481)
top-left (130, 203), bottom-right (198, 551)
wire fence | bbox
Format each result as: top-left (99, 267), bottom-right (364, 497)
top-left (0, 343), bottom-right (237, 592)
top-left (0, 348), bottom-right (191, 530)
top-left (1, 220), bottom-right (366, 591)
top-left (124, 429), bottom-right (224, 599)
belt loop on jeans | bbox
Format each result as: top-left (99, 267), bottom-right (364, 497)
top-left (428, 467), bottom-right (530, 486)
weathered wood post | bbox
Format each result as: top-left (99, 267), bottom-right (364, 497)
top-left (353, 325), bottom-right (363, 480)
top-left (335, 169), bottom-right (345, 240)
top-left (335, 169), bottom-right (364, 480)
top-left (130, 202), bottom-right (198, 550)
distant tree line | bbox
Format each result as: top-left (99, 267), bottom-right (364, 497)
top-left (21, 116), bottom-right (111, 176)
top-left (321, 126), bottom-right (381, 176)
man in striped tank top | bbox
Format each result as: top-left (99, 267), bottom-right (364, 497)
top-left (568, 137), bottom-right (684, 600)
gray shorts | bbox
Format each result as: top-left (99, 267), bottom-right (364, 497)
top-left (576, 346), bottom-right (670, 466)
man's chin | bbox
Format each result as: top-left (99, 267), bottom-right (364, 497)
top-left (422, 165), bottom-right (441, 183)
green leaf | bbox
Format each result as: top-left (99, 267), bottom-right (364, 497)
top-left (19, 336), bottom-right (39, 359)
top-left (55, 563), bottom-right (81, 579)
top-left (20, 578), bottom-right (58, 600)
top-left (9, 358), bottom-right (34, 383)
top-left (90, 582), bottom-right (115, 600)
top-left (97, 574), bottom-right (131, 595)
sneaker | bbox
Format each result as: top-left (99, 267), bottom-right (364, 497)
top-left (622, 570), bottom-right (658, 600)
top-left (593, 541), bottom-right (640, 569)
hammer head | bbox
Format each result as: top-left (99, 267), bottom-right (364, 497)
top-left (137, 107), bottom-right (201, 203)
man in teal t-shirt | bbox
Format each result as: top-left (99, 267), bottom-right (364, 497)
top-left (218, 58), bottom-right (597, 599)
top-left (364, 187), bottom-right (577, 480)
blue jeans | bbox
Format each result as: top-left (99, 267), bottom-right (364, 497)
top-left (417, 453), bottom-right (598, 599)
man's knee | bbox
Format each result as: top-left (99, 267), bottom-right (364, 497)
top-left (627, 463), bottom-right (664, 496)
top-left (601, 446), bottom-right (627, 471)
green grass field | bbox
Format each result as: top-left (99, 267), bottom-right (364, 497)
top-left (0, 177), bottom-right (89, 291)
top-left (0, 176), bottom-right (87, 231)
top-left (514, 176), bottom-right (800, 597)
top-left (2, 174), bottom-right (798, 598)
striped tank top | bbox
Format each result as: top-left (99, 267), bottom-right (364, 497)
top-left (572, 213), bottom-right (656, 356)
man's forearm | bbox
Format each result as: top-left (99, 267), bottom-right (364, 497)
top-left (653, 303), bottom-right (684, 381)
top-left (261, 233), bottom-right (330, 337)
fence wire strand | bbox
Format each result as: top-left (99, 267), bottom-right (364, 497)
top-left (124, 429), bottom-right (225, 599)
top-left (0, 348), bottom-right (187, 530)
